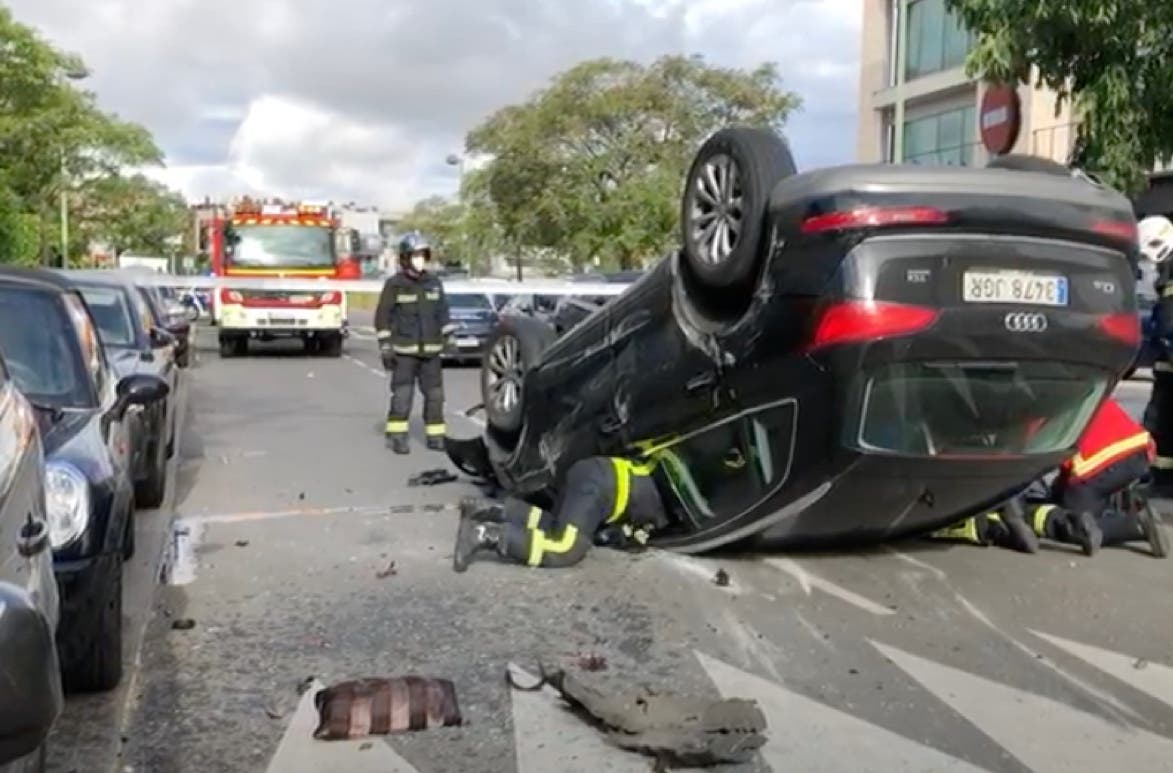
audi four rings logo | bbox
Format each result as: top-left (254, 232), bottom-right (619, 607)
top-left (1004, 312), bottom-right (1048, 332)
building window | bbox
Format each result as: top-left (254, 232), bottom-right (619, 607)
top-left (902, 105), bottom-right (977, 166)
top-left (904, 0), bottom-right (974, 82)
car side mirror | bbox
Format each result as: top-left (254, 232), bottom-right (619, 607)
top-left (0, 581), bottom-right (62, 764)
top-left (115, 373), bottom-right (169, 415)
top-left (149, 327), bottom-right (176, 349)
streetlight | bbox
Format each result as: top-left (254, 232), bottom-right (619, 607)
top-left (59, 65), bottom-right (89, 269)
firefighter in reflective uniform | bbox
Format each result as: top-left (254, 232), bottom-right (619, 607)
top-left (1026, 397), bottom-right (1167, 556)
top-left (929, 497), bottom-right (1046, 553)
top-left (375, 232), bottom-right (456, 454)
top-left (1139, 216), bottom-right (1173, 494)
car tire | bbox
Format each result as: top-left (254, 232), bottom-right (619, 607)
top-left (135, 437), bottom-right (167, 509)
top-left (481, 316), bottom-right (557, 436)
top-left (680, 126), bottom-right (797, 293)
top-left (219, 337), bottom-right (245, 358)
top-left (61, 556), bottom-right (123, 694)
top-left (320, 334), bottom-right (343, 358)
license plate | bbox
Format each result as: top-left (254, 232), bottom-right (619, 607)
top-left (455, 337), bottom-right (479, 347)
top-left (268, 317), bottom-right (296, 325)
top-left (962, 271), bottom-right (1068, 306)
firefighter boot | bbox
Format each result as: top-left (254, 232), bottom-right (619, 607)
top-left (386, 434), bottom-right (410, 455)
top-left (1137, 502), bottom-right (1170, 558)
top-left (460, 497), bottom-right (505, 523)
top-left (426, 436), bottom-right (445, 452)
top-left (1063, 511), bottom-right (1103, 557)
top-left (998, 500), bottom-right (1039, 554)
top-left (453, 520), bottom-right (503, 572)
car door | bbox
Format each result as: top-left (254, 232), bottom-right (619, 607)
top-left (128, 288), bottom-right (176, 437)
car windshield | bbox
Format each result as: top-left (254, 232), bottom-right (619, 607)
top-left (449, 293), bottom-right (493, 312)
top-left (226, 224), bottom-right (335, 269)
top-left (856, 361), bottom-right (1108, 456)
top-left (0, 287), bottom-right (91, 407)
top-left (78, 285), bottom-right (137, 348)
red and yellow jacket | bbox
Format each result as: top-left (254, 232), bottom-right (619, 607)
top-left (1060, 398), bottom-right (1154, 482)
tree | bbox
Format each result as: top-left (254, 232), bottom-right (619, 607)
top-left (466, 54), bottom-right (801, 270)
top-left (0, 6), bottom-right (164, 264)
top-left (945, 0), bottom-right (1173, 193)
top-left (70, 174), bottom-right (189, 259)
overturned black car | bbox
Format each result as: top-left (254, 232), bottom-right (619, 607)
top-left (446, 128), bottom-right (1141, 553)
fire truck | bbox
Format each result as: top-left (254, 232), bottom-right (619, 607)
top-left (201, 198), bottom-right (362, 357)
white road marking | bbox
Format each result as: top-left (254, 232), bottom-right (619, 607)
top-left (178, 503), bottom-right (441, 526)
top-left (654, 553), bottom-right (747, 594)
top-left (720, 609), bottom-right (787, 682)
top-left (875, 641), bottom-right (1173, 773)
top-left (507, 663), bottom-right (650, 773)
top-left (695, 651), bottom-right (991, 772)
top-left (1031, 630), bottom-right (1173, 712)
top-left (163, 518), bottom-right (205, 586)
top-left (764, 558), bottom-right (896, 616)
top-left (883, 546), bottom-right (949, 580)
top-left (265, 679), bottom-right (421, 773)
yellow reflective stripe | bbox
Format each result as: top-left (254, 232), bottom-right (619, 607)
top-left (393, 344), bottom-right (419, 354)
top-left (1153, 456), bottom-right (1173, 469)
top-left (422, 343), bottom-right (444, 352)
top-left (986, 511), bottom-right (1002, 524)
top-left (376, 329), bottom-right (392, 340)
top-left (385, 420), bottom-right (408, 433)
top-left (425, 423), bottom-right (446, 436)
top-left (931, 518), bottom-right (979, 542)
top-left (1155, 360), bottom-right (1173, 372)
top-left (1163, 284), bottom-right (1173, 298)
top-left (527, 524), bottom-right (579, 566)
top-left (609, 458), bottom-right (632, 523)
top-left (1069, 431), bottom-right (1151, 477)
top-left (526, 506), bottom-right (543, 530)
top-left (1032, 504), bottom-right (1056, 535)
top-left (397, 294), bottom-right (418, 302)
top-left (426, 291), bottom-right (440, 300)
top-left (631, 433), bottom-right (681, 457)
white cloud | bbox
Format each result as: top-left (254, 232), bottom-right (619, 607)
top-left (10, 0), bottom-right (862, 208)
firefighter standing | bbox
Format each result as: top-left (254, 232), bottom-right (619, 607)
top-left (376, 232), bottom-right (455, 454)
top-left (1139, 216), bottom-right (1173, 494)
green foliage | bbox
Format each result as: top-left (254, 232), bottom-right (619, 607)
top-left (946, 0), bottom-right (1173, 193)
top-left (0, 6), bottom-right (176, 265)
top-left (70, 174), bottom-right (190, 258)
top-left (463, 54), bottom-right (801, 270)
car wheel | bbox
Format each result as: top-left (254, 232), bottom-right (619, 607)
top-left (61, 556), bottom-right (123, 693)
top-left (135, 438), bottom-right (167, 509)
top-left (680, 126), bottom-right (796, 292)
top-left (219, 336), bottom-right (245, 358)
top-left (321, 334), bottom-right (343, 358)
top-left (482, 317), bottom-right (556, 436)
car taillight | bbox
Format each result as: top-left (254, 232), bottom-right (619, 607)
top-left (805, 300), bottom-right (940, 351)
top-left (219, 288), bottom-right (243, 304)
top-left (320, 291), bottom-right (342, 304)
top-left (801, 206), bottom-right (949, 235)
top-left (1090, 219), bottom-right (1138, 245)
top-left (1097, 312), bottom-right (1141, 347)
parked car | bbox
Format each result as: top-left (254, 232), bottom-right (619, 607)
top-left (134, 281), bottom-right (192, 368)
top-left (442, 292), bottom-right (499, 365)
top-left (64, 274), bottom-right (180, 509)
top-left (447, 127), bottom-right (1140, 554)
top-left (0, 350), bottom-right (63, 772)
top-left (0, 267), bottom-right (169, 692)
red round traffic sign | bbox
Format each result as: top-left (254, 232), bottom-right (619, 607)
top-left (979, 85), bottom-right (1022, 156)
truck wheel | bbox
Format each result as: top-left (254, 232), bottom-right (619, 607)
top-left (680, 126), bottom-right (796, 293)
top-left (60, 556), bottom-right (123, 693)
top-left (481, 316), bottom-right (556, 436)
top-left (219, 336), bottom-right (245, 358)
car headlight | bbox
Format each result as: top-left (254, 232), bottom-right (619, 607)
top-left (45, 462), bottom-right (90, 549)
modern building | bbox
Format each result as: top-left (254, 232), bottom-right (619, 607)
top-left (856, 0), bottom-right (1076, 166)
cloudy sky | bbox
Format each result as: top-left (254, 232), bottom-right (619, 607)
top-left (9, 0), bottom-right (861, 212)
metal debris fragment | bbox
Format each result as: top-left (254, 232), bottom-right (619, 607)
top-left (235, 539), bottom-right (250, 547)
top-left (712, 569), bottom-right (730, 587)
top-left (171, 618), bottom-right (196, 631)
top-left (375, 561), bottom-right (398, 579)
top-left (408, 468), bottom-right (458, 487)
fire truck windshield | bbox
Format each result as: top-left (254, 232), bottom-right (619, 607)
top-left (226, 224), bottom-right (335, 269)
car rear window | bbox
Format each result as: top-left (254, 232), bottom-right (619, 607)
top-left (0, 287), bottom-right (92, 407)
top-left (79, 286), bottom-right (136, 347)
top-left (856, 361), bottom-right (1107, 456)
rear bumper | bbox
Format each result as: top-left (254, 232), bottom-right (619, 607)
top-left (218, 304), bottom-right (344, 333)
top-left (0, 581), bottom-right (62, 765)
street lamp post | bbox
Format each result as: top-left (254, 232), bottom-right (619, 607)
top-left (59, 65), bottom-right (89, 269)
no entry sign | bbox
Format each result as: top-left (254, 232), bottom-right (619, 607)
top-left (979, 85), bottom-right (1022, 156)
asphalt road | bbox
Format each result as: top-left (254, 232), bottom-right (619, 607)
top-left (46, 317), bottom-right (1173, 773)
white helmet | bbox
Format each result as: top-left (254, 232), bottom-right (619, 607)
top-left (1138, 216), bottom-right (1173, 263)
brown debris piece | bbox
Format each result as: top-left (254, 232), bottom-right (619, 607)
top-left (313, 677), bottom-right (462, 740)
top-left (171, 618), bottom-right (196, 631)
top-left (375, 561), bottom-right (398, 579)
top-left (712, 569), bottom-right (730, 587)
top-left (235, 540), bottom-right (250, 547)
top-left (576, 653), bottom-right (608, 672)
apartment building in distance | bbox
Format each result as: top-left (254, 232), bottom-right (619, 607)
top-left (855, 0), bottom-right (1076, 167)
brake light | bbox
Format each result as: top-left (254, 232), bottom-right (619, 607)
top-left (801, 206), bottom-right (949, 235)
top-left (336, 257), bottom-right (361, 279)
top-left (805, 300), bottom-right (940, 351)
top-left (1098, 312), bottom-right (1140, 347)
top-left (1091, 219), bottom-right (1138, 244)
top-left (219, 288), bottom-right (243, 304)
top-left (320, 291), bottom-right (342, 305)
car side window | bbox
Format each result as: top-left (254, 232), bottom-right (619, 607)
top-left (63, 293), bottom-right (107, 393)
top-left (649, 400), bottom-right (797, 527)
top-left (128, 289), bottom-right (153, 339)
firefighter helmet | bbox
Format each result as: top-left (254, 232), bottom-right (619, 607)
top-left (397, 231), bottom-right (432, 260)
top-left (1139, 216), bottom-right (1173, 264)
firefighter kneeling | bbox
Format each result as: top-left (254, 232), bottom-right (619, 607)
top-left (453, 456), bottom-right (669, 571)
top-left (933, 398), bottom-right (1168, 557)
